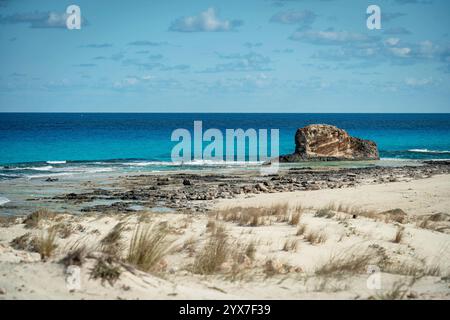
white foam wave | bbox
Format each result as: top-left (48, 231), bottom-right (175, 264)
top-left (0, 197), bottom-right (10, 206)
top-left (4, 165), bottom-right (54, 171)
top-left (20, 166), bottom-right (54, 171)
top-left (408, 149), bottom-right (450, 154)
top-left (27, 167), bottom-right (114, 179)
top-left (380, 158), bottom-right (414, 162)
top-left (46, 161), bottom-right (67, 164)
top-left (122, 160), bottom-right (264, 167)
top-left (27, 172), bottom-right (73, 179)
top-left (0, 173), bottom-right (21, 178)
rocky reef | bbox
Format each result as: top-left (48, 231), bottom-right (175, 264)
top-left (280, 124), bottom-right (379, 162)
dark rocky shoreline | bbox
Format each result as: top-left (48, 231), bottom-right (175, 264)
top-left (45, 160), bottom-right (450, 214)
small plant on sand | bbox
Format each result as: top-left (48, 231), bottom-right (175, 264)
top-left (90, 257), bottom-right (121, 285)
top-left (315, 207), bottom-right (335, 219)
top-left (374, 278), bottom-right (417, 300)
top-left (192, 230), bottom-right (228, 275)
top-left (296, 224), bottom-right (307, 236)
top-left (23, 208), bottom-right (57, 229)
top-left (288, 213), bottom-right (301, 226)
top-left (61, 244), bottom-right (86, 267)
top-left (266, 204), bottom-right (289, 216)
top-left (180, 236), bottom-right (197, 256)
top-left (101, 222), bottom-right (126, 259)
top-left (263, 259), bottom-right (297, 277)
top-left (216, 204), bottom-right (289, 227)
top-left (10, 232), bottom-right (35, 251)
top-left (127, 224), bottom-right (171, 272)
top-left (0, 215), bottom-right (19, 228)
top-left (393, 227), bottom-right (404, 244)
top-left (53, 222), bottom-right (73, 239)
top-left (315, 247), bottom-right (378, 276)
top-left (245, 241), bottom-right (256, 261)
top-left (304, 230), bottom-right (327, 245)
top-left (34, 228), bottom-right (58, 261)
top-left (292, 204), bottom-right (304, 214)
top-left (282, 239), bottom-right (298, 252)
top-left (205, 220), bottom-right (216, 232)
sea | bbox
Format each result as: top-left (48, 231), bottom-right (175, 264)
top-left (0, 113), bottom-right (449, 183)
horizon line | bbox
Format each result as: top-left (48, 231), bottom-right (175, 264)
top-left (1, 112), bottom-right (450, 114)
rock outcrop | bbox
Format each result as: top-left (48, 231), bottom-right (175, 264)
top-left (279, 124), bottom-right (379, 162)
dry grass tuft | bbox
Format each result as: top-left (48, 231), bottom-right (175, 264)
top-left (304, 230), bottom-right (327, 245)
top-left (53, 222), bottom-right (73, 239)
top-left (126, 224), bottom-right (171, 273)
top-left (216, 204), bottom-right (289, 227)
top-left (382, 257), bottom-right (443, 278)
top-left (374, 278), bottom-right (417, 300)
top-left (315, 205), bottom-right (336, 219)
top-left (180, 236), bottom-right (197, 256)
top-left (192, 230), bottom-right (229, 275)
top-left (23, 208), bottom-right (57, 229)
top-left (0, 215), bottom-right (19, 227)
top-left (416, 213), bottom-right (450, 233)
top-left (10, 232), bottom-right (36, 251)
top-left (34, 228), bottom-right (58, 261)
top-left (267, 203), bottom-right (289, 216)
top-left (379, 209), bottom-right (407, 224)
top-left (393, 227), bottom-right (404, 244)
top-left (296, 224), bottom-right (307, 236)
top-left (101, 222), bottom-right (126, 259)
top-left (90, 257), bottom-right (121, 285)
top-left (206, 220), bottom-right (216, 232)
top-left (288, 213), bottom-right (301, 226)
top-left (61, 245), bottom-right (86, 267)
top-left (245, 241), bottom-right (256, 261)
top-left (263, 259), bottom-right (299, 277)
top-left (282, 239), bottom-right (298, 252)
top-left (315, 247), bottom-right (378, 276)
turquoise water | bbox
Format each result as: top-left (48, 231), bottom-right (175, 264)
top-left (0, 113), bottom-right (449, 180)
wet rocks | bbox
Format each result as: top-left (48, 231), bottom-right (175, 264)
top-left (47, 161), bottom-right (450, 215)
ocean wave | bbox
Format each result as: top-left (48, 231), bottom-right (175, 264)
top-left (379, 158), bottom-right (415, 162)
top-left (122, 160), bottom-right (265, 167)
top-left (3, 165), bottom-right (54, 171)
top-left (26, 167), bottom-right (114, 179)
top-left (0, 173), bottom-right (22, 178)
top-left (408, 149), bottom-right (450, 154)
top-left (0, 197), bottom-right (10, 206)
top-left (46, 161), bottom-right (67, 164)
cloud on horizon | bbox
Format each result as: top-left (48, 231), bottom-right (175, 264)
top-left (202, 52), bottom-right (272, 73)
top-left (128, 40), bottom-right (170, 47)
top-left (80, 43), bottom-right (113, 48)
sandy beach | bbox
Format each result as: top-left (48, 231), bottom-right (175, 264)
top-left (0, 170), bottom-right (449, 300)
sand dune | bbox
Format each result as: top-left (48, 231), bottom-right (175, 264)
top-left (0, 174), bottom-right (449, 300)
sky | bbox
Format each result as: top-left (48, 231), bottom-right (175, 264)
top-left (0, 0), bottom-right (449, 113)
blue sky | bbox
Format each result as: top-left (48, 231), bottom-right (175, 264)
top-left (0, 0), bottom-right (449, 112)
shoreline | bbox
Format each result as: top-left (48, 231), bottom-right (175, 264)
top-left (2, 160), bottom-right (450, 217)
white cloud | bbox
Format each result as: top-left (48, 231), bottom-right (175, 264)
top-left (389, 47), bottom-right (412, 57)
top-left (290, 30), bottom-right (373, 45)
top-left (405, 77), bottom-right (433, 87)
top-left (169, 8), bottom-right (242, 32)
top-left (385, 38), bottom-right (400, 46)
top-left (270, 10), bottom-right (316, 28)
top-left (0, 11), bottom-right (87, 28)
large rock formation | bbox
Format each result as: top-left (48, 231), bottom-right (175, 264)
top-left (279, 124), bottom-right (379, 162)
